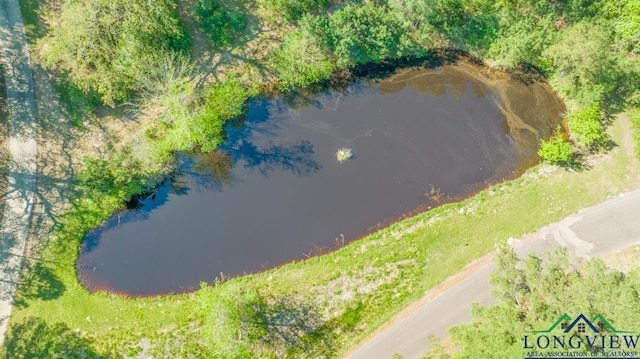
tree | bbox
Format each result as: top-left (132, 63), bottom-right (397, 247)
top-left (419, 0), bottom-right (498, 51)
top-left (486, 11), bottom-right (556, 67)
top-left (603, 0), bottom-right (640, 54)
top-left (195, 0), bottom-right (247, 48)
top-left (329, 4), bottom-right (416, 67)
top-left (447, 246), bottom-right (640, 358)
top-left (544, 20), bottom-right (619, 106)
top-left (38, 0), bottom-right (189, 106)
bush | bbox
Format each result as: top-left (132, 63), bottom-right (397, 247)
top-left (567, 103), bottom-right (607, 150)
top-left (545, 21), bottom-right (620, 107)
top-left (268, 26), bottom-right (333, 90)
top-left (195, 0), bottom-right (246, 48)
top-left (329, 4), bottom-right (415, 67)
top-left (419, 0), bottom-right (498, 51)
top-left (486, 15), bottom-right (555, 67)
top-left (538, 129), bottom-right (574, 165)
top-left (38, 0), bottom-right (189, 106)
top-left (160, 78), bottom-right (256, 152)
top-left (78, 155), bottom-right (150, 202)
top-left (604, 0), bottom-right (640, 54)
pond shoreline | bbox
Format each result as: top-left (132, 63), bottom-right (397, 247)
top-left (77, 61), bottom-right (564, 296)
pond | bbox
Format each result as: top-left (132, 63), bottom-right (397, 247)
top-left (77, 62), bottom-right (565, 296)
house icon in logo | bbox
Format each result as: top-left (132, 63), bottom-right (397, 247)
top-left (532, 313), bottom-right (633, 334)
top-left (564, 314), bottom-right (600, 333)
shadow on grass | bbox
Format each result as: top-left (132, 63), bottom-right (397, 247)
top-left (0, 317), bottom-right (105, 359)
top-left (11, 259), bottom-right (65, 308)
top-left (561, 159), bottom-right (590, 172)
top-left (256, 295), bottom-right (338, 357)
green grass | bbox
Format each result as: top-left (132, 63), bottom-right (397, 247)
top-left (18, 0), bottom-right (42, 43)
top-left (4, 114), bottom-right (639, 357)
top-left (629, 108), bottom-right (640, 159)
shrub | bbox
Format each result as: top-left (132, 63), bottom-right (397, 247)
top-left (160, 78), bottom-right (256, 153)
top-left (545, 21), bottom-right (620, 107)
top-left (486, 15), bottom-right (555, 68)
top-left (195, 0), bottom-right (246, 48)
top-left (538, 128), bottom-right (573, 165)
top-left (38, 0), bottom-right (189, 106)
top-left (329, 4), bottom-right (415, 66)
top-left (567, 103), bottom-right (607, 150)
top-left (269, 26), bottom-right (333, 90)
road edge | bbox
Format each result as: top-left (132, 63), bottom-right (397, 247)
top-left (0, 0), bottom-right (38, 348)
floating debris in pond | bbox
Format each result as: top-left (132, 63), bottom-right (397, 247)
top-left (336, 147), bottom-right (353, 163)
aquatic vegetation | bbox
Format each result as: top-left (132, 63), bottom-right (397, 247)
top-left (336, 147), bottom-right (353, 162)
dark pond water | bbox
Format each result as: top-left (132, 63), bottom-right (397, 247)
top-left (77, 63), bottom-right (565, 296)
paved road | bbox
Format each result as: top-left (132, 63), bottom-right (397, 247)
top-left (345, 189), bottom-right (640, 359)
top-left (0, 0), bottom-right (37, 348)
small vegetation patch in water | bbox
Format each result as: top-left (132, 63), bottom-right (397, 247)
top-left (336, 147), bottom-right (353, 163)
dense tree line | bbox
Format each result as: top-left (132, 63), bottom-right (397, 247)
top-left (40, 0), bottom-right (640, 153)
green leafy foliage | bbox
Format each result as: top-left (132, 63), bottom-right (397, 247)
top-left (161, 78), bottom-right (255, 152)
top-left (494, 0), bottom-right (600, 24)
top-left (258, 0), bottom-right (330, 23)
top-left (567, 103), bottom-right (607, 150)
top-left (545, 21), bottom-right (619, 106)
top-left (486, 11), bottom-right (555, 67)
top-left (449, 246), bottom-right (640, 358)
top-left (538, 128), bottom-right (574, 165)
top-left (386, 0), bottom-right (439, 48)
top-left (52, 77), bottom-right (102, 129)
top-left (268, 21), bottom-right (333, 90)
top-left (195, 0), bottom-right (246, 48)
top-left (329, 4), bottom-right (416, 66)
top-left (38, 0), bottom-right (189, 105)
top-left (419, 0), bottom-right (498, 51)
top-left (604, 0), bottom-right (640, 53)
top-left (78, 155), bottom-right (150, 202)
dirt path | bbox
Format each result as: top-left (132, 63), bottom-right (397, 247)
top-left (0, 0), bottom-right (38, 347)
